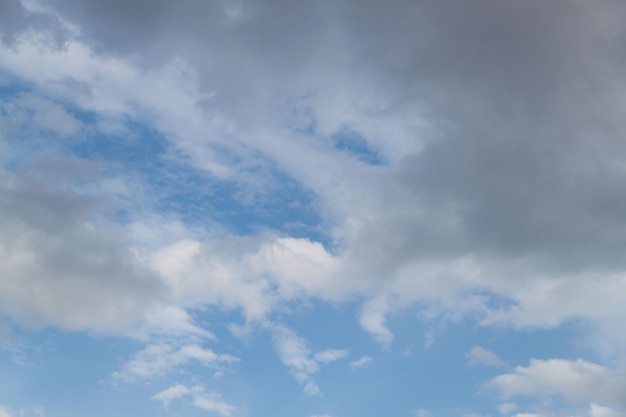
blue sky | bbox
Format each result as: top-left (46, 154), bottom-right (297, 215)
top-left (1, 1), bottom-right (626, 417)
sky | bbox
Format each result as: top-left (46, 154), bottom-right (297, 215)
top-left (1, 0), bottom-right (626, 416)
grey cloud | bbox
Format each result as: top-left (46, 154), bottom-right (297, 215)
top-left (0, 165), bottom-right (163, 331)
top-left (13, 0), bottom-right (626, 334)
top-left (0, 0), bottom-right (66, 47)
top-left (0, 0), bottom-right (30, 45)
top-left (347, 0), bottom-right (626, 276)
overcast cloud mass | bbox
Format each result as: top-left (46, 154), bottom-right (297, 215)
top-left (1, 0), bottom-right (626, 416)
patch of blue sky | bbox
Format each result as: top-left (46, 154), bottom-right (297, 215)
top-left (0, 325), bottom-right (140, 417)
top-left (279, 299), bottom-right (588, 417)
top-left (284, 97), bottom-right (386, 167)
top-left (331, 125), bottom-right (385, 166)
top-left (0, 81), bottom-right (324, 240)
top-left (71, 114), bottom-right (323, 240)
top-left (262, 300), bottom-right (460, 415)
top-left (0, 308), bottom-right (251, 417)
top-left (0, 70), bottom-right (31, 96)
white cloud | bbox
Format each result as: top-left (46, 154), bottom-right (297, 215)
top-left (152, 384), bottom-right (200, 407)
top-left (313, 349), bottom-right (349, 365)
top-left (151, 235), bottom-right (348, 322)
top-left (0, 406), bottom-right (43, 417)
top-left (152, 384), bottom-right (235, 417)
top-left (132, 305), bottom-right (215, 342)
top-left (268, 325), bottom-right (349, 395)
top-left (151, 237), bottom-right (277, 321)
top-left (350, 355), bottom-right (373, 372)
top-left (270, 325), bottom-right (320, 395)
top-left (489, 358), bottom-right (626, 405)
top-left (467, 346), bottom-right (507, 368)
top-left (192, 392), bottom-right (236, 417)
top-left (359, 296), bottom-right (393, 347)
top-left (416, 409), bottom-right (433, 417)
top-left (2, 92), bottom-right (82, 137)
top-left (588, 403), bottom-right (625, 417)
top-left (6, 4), bottom-right (626, 417)
top-left (4, 0), bottom-right (626, 375)
top-left (497, 402), bottom-right (518, 415)
top-left (113, 343), bottom-right (238, 381)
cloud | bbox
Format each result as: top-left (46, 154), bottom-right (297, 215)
top-left (358, 296), bottom-right (393, 347)
top-left (0, 406), bottom-right (44, 417)
top-left (152, 384), bottom-right (199, 407)
top-left (192, 392), bottom-right (236, 417)
top-left (503, 409), bottom-right (625, 417)
top-left (131, 305), bottom-right (215, 342)
top-left (113, 343), bottom-right (238, 381)
top-left (3, 0), bottom-right (626, 366)
top-left (6, 2), bottom-right (626, 417)
top-left (268, 325), bottom-right (349, 395)
top-left (0, 165), bottom-right (162, 332)
top-left (467, 347), bottom-right (507, 368)
top-left (489, 358), bottom-right (626, 406)
top-left (497, 403), bottom-right (518, 415)
top-left (313, 349), bottom-right (349, 365)
top-left (152, 384), bottom-right (236, 417)
top-left (588, 403), bottom-right (625, 417)
top-left (350, 355), bottom-right (373, 372)
top-left (2, 92), bottom-right (82, 138)
top-left (150, 235), bottom-right (350, 322)
top-left (270, 325), bottom-right (320, 396)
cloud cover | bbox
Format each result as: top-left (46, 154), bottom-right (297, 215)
top-left (3, 0), bottom-right (626, 415)
top-left (3, 0), bottom-right (626, 336)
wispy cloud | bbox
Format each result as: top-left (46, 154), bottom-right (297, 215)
top-left (350, 355), bottom-right (373, 372)
top-left (467, 346), bottom-right (507, 368)
top-left (113, 343), bottom-right (238, 381)
top-left (313, 349), bottom-right (349, 365)
top-left (152, 384), bottom-right (236, 417)
top-left (270, 324), bottom-right (349, 396)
